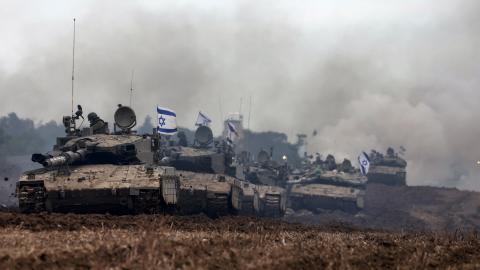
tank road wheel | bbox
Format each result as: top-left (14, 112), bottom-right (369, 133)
top-left (18, 183), bottom-right (46, 213)
top-left (205, 193), bottom-right (229, 218)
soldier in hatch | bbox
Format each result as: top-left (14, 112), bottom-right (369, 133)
top-left (324, 154), bottom-right (337, 171)
top-left (386, 147), bottom-right (396, 158)
top-left (339, 158), bottom-right (355, 173)
top-left (87, 112), bottom-right (108, 134)
top-left (177, 131), bottom-right (188, 147)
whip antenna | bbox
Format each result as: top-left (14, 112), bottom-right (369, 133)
top-left (129, 69), bottom-right (134, 108)
top-left (71, 18), bottom-right (76, 116)
top-left (248, 95), bottom-right (252, 130)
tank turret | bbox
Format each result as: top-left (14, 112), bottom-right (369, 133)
top-left (367, 147), bottom-right (407, 186)
top-left (243, 149), bottom-right (289, 187)
top-left (161, 125), bottom-right (235, 175)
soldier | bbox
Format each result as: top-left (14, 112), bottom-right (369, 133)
top-left (314, 153), bottom-right (323, 165)
top-left (386, 147), bottom-right (395, 157)
top-left (339, 158), bottom-right (354, 173)
top-left (87, 112), bottom-right (108, 134)
top-left (324, 154), bottom-right (337, 171)
top-left (177, 131), bottom-right (188, 147)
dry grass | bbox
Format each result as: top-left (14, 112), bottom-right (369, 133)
top-left (0, 213), bottom-right (479, 269)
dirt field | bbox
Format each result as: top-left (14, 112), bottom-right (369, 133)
top-left (288, 184), bottom-right (480, 232)
top-left (0, 213), bottom-right (478, 269)
top-left (2, 183), bottom-right (480, 269)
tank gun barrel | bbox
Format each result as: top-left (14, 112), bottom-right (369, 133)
top-left (36, 149), bottom-right (88, 167)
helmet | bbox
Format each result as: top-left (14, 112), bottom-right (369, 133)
top-left (87, 112), bottom-right (98, 122)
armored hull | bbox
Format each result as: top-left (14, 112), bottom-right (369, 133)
top-left (17, 164), bottom-right (179, 214)
top-left (17, 164), bottom-right (286, 217)
top-left (175, 171), bottom-right (232, 216)
top-left (289, 183), bottom-right (364, 213)
top-left (287, 169), bottom-right (367, 213)
top-left (367, 165), bottom-right (406, 186)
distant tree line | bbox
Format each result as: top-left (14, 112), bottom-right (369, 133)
top-left (0, 113), bottom-right (64, 156)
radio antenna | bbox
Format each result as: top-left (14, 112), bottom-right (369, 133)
top-left (129, 69), bottom-right (135, 108)
top-left (248, 95), bottom-right (252, 130)
top-left (71, 18), bottom-right (76, 116)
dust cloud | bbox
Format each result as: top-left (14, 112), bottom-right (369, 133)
top-left (0, 1), bottom-right (479, 189)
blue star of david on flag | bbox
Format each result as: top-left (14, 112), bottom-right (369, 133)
top-left (158, 116), bottom-right (166, 127)
top-left (357, 151), bottom-right (370, 176)
top-left (157, 106), bottom-right (177, 135)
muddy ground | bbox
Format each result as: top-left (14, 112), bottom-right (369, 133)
top-left (0, 213), bottom-right (478, 270)
top-left (288, 184), bottom-right (480, 232)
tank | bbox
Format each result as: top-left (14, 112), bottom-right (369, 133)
top-left (16, 105), bottom-right (286, 217)
top-left (367, 147), bottom-right (407, 186)
top-left (17, 105), bottom-right (179, 214)
top-left (287, 155), bottom-right (367, 213)
top-left (160, 126), bottom-right (287, 217)
top-left (243, 149), bottom-right (289, 187)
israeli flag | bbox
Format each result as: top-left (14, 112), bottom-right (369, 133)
top-left (226, 121), bottom-right (238, 143)
top-left (195, 111), bottom-right (212, 126)
top-left (357, 151), bottom-right (370, 176)
top-left (228, 121), bottom-right (238, 135)
top-left (157, 106), bottom-right (177, 135)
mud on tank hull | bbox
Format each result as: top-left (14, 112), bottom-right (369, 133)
top-left (367, 165), bottom-right (407, 186)
top-left (16, 165), bottom-right (287, 218)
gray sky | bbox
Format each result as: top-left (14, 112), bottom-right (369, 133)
top-left (1, 0), bottom-right (480, 190)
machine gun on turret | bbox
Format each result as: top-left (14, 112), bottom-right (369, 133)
top-left (62, 104), bottom-right (84, 136)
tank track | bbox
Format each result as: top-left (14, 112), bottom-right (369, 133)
top-left (18, 183), bottom-right (46, 213)
top-left (263, 194), bottom-right (282, 218)
top-left (205, 194), bottom-right (229, 217)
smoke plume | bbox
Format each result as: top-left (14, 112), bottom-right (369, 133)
top-left (0, 0), bottom-right (479, 189)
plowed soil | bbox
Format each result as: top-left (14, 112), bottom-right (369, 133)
top-left (0, 213), bottom-right (479, 269)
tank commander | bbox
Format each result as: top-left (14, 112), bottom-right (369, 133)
top-left (87, 112), bottom-right (108, 134)
top-left (386, 147), bottom-right (397, 158)
top-left (339, 158), bottom-right (354, 173)
top-left (324, 154), bottom-right (337, 171)
top-left (177, 131), bottom-right (188, 147)
top-left (314, 153), bottom-right (323, 165)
